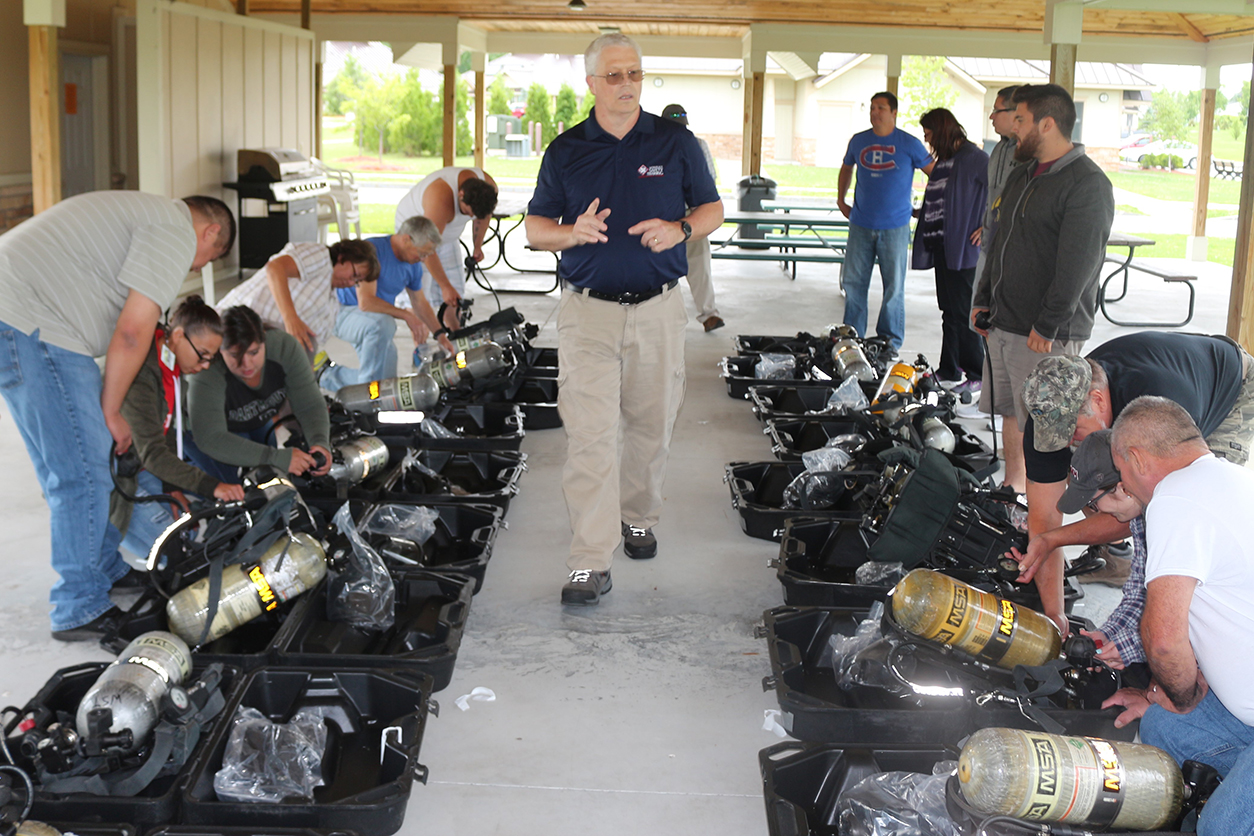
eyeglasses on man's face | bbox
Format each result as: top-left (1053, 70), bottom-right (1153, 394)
top-left (1086, 486), bottom-right (1117, 513)
top-left (992, 107), bottom-right (1015, 114)
top-left (592, 69), bottom-right (645, 86)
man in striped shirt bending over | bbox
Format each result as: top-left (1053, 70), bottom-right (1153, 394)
top-left (0, 191), bottom-right (234, 641)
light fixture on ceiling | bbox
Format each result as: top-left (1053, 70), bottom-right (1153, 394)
top-left (598, 25), bottom-right (620, 34)
top-left (567, 0), bottom-right (587, 9)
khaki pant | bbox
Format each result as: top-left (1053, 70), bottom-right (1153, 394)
top-left (1207, 348), bottom-right (1254, 466)
top-left (979, 327), bottom-right (1085, 426)
top-left (557, 285), bottom-right (687, 572)
top-left (684, 235), bottom-right (719, 323)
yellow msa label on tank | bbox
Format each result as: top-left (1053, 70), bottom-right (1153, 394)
top-left (397, 377), bottom-right (415, 409)
top-left (368, 381), bottom-right (380, 400)
top-left (248, 564), bottom-right (278, 611)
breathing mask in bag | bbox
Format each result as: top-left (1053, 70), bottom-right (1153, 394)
top-left (326, 502), bottom-right (396, 632)
top-left (212, 705), bottom-right (329, 803)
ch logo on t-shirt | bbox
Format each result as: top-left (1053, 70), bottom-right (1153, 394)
top-left (859, 145), bottom-right (898, 171)
top-left (637, 164), bottom-right (665, 177)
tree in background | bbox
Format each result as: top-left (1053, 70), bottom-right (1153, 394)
top-left (1140, 90), bottom-right (1190, 143)
top-left (387, 70), bottom-right (439, 156)
top-left (351, 74), bottom-right (407, 161)
top-left (898, 56), bottom-right (958, 127)
top-left (553, 83), bottom-right (580, 134)
top-left (1239, 80), bottom-right (1251, 120)
top-left (453, 77), bottom-right (474, 156)
top-left (577, 89), bottom-right (595, 121)
top-left (524, 82), bottom-right (554, 147)
top-left (325, 54), bottom-right (369, 116)
top-left (488, 77), bottom-right (513, 116)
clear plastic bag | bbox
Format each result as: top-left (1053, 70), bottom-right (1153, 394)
top-left (836, 761), bottom-right (962, 836)
top-left (212, 706), bottom-right (330, 803)
top-left (781, 471), bottom-right (846, 510)
top-left (800, 446), bottom-right (851, 474)
top-left (328, 502), bottom-right (396, 631)
top-left (855, 560), bottom-right (905, 586)
top-left (364, 504), bottom-right (439, 544)
top-left (822, 600), bottom-right (884, 671)
top-left (754, 353), bottom-right (796, 380)
top-left (827, 433), bottom-right (869, 456)
top-left (818, 375), bottom-right (870, 413)
top-left (420, 418), bottom-right (457, 438)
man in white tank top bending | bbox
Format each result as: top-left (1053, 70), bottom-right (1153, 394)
top-left (394, 167), bottom-right (498, 317)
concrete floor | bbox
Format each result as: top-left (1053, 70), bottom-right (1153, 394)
top-left (0, 239), bottom-right (1233, 835)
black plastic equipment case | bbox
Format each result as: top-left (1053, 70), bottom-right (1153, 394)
top-left (386, 402), bottom-right (526, 452)
top-left (180, 667), bottom-right (433, 836)
top-left (734, 334), bottom-right (820, 357)
top-left (760, 605), bottom-right (1132, 746)
top-left (759, 741), bottom-right (954, 836)
top-left (148, 829), bottom-right (358, 836)
top-left (522, 345), bottom-right (558, 374)
top-left (725, 461), bottom-right (875, 542)
top-left (774, 516), bottom-right (1085, 615)
top-left (29, 825), bottom-right (138, 836)
top-left (757, 741), bottom-right (1188, 836)
top-left (764, 415), bottom-right (882, 461)
top-left (6, 662), bottom-right (239, 829)
top-left (306, 498), bottom-right (504, 594)
top-left (104, 586), bottom-right (316, 670)
top-left (377, 448), bottom-right (526, 514)
top-left (721, 355), bottom-right (812, 401)
top-left (501, 375), bottom-right (560, 430)
top-left (273, 570), bottom-right (473, 692)
top-left (948, 423), bottom-right (997, 475)
top-left (747, 383), bottom-right (850, 423)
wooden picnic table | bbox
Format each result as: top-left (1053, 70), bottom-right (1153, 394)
top-left (1100, 231), bottom-right (1198, 328)
top-left (1102, 231), bottom-right (1157, 304)
top-left (716, 209), bottom-right (849, 279)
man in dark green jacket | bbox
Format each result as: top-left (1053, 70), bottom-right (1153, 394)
top-left (970, 82), bottom-right (1115, 635)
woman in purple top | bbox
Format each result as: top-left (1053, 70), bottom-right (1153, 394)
top-left (912, 108), bottom-right (989, 395)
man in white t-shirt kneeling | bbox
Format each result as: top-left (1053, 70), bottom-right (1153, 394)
top-left (1102, 396), bottom-right (1254, 835)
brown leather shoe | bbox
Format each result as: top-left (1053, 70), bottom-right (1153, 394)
top-left (1077, 543), bottom-right (1132, 587)
top-left (703, 316), bottom-right (725, 333)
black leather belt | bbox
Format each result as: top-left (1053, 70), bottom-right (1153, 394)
top-left (570, 279), bottom-right (678, 305)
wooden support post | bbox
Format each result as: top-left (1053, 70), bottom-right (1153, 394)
top-left (474, 69), bottom-right (485, 170)
top-left (886, 54), bottom-right (901, 98)
top-left (236, 0), bottom-right (247, 14)
top-left (29, 25), bottom-right (60, 214)
top-left (443, 64), bottom-right (455, 166)
top-left (1049, 42), bottom-right (1077, 97)
top-left (1227, 59), bottom-right (1254, 346)
top-left (314, 60), bottom-right (322, 160)
top-left (741, 71), bottom-right (764, 176)
top-left (299, 0), bottom-right (309, 30)
top-left (1189, 88), bottom-right (1216, 261)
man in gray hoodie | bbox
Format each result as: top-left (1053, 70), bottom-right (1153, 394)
top-left (970, 82), bottom-right (1114, 634)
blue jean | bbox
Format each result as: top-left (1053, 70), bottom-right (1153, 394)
top-left (182, 422), bottom-right (277, 484)
top-left (0, 321), bottom-right (129, 630)
top-left (1141, 689), bottom-right (1254, 835)
top-left (320, 306), bottom-right (398, 392)
top-left (841, 222), bottom-right (910, 350)
top-left (119, 470), bottom-right (178, 562)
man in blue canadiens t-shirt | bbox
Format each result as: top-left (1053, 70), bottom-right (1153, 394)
top-left (320, 217), bottom-right (453, 392)
top-left (837, 91), bottom-right (934, 351)
top-left (525, 33), bottom-right (722, 607)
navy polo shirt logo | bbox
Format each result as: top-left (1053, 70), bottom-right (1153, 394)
top-left (859, 145), bottom-right (898, 171)
top-left (638, 164), bottom-right (665, 177)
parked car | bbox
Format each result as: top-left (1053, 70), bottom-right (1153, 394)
top-left (1120, 133), bottom-right (1153, 150)
top-left (1119, 139), bottom-right (1198, 169)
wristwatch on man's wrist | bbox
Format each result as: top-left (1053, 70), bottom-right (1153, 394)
top-left (680, 220), bottom-right (692, 242)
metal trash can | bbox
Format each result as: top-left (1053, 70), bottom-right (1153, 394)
top-left (736, 174), bottom-right (777, 248)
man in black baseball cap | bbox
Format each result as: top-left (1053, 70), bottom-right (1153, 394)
top-left (661, 103), bottom-right (725, 332)
top-left (1047, 429), bottom-right (1148, 672)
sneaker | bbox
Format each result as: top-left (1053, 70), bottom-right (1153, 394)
top-left (561, 569), bottom-right (612, 605)
top-left (1076, 542), bottom-right (1132, 587)
top-left (622, 523), bottom-right (657, 560)
top-left (313, 350), bottom-right (335, 384)
top-left (703, 316), bottom-right (726, 333)
top-left (111, 567), bottom-right (148, 590)
top-left (51, 606), bottom-right (122, 642)
top-left (951, 379), bottom-right (982, 403)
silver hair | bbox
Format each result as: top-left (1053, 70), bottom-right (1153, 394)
top-left (1079, 358), bottom-right (1109, 420)
top-left (397, 215), bottom-right (442, 249)
top-left (585, 33), bottom-right (642, 77)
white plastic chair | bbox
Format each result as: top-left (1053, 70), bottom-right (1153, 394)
top-left (311, 157), bottom-right (362, 241)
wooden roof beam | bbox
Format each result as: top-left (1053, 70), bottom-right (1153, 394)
top-left (1169, 12), bottom-right (1209, 42)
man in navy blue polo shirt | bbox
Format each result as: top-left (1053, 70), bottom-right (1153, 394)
top-left (526, 33), bottom-right (722, 606)
top-left (837, 92), bottom-right (934, 352)
top-left (320, 216), bottom-right (453, 391)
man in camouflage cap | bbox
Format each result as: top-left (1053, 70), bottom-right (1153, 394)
top-left (1012, 332), bottom-right (1254, 633)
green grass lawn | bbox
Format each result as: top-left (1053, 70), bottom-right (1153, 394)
top-left (1125, 231), bottom-right (1235, 267)
top-left (1209, 130), bottom-right (1246, 162)
top-left (1116, 204), bottom-right (1146, 215)
top-left (1107, 170), bottom-right (1242, 205)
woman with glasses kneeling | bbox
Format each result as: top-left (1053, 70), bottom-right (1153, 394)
top-left (184, 305), bottom-right (333, 484)
top-left (111, 296), bottom-right (247, 561)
